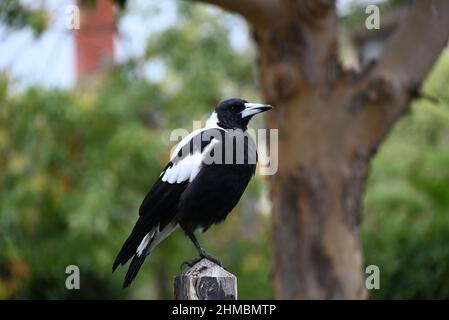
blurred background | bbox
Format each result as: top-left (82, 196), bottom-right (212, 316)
top-left (0, 0), bottom-right (448, 299)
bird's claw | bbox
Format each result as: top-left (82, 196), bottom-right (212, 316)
top-left (180, 253), bottom-right (224, 270)
top-left (200, 253), bottom-right (223, 267)
top-left (181, 256), bottom-right (203, 269)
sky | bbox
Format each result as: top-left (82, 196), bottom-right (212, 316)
top-left (0, 0), bottom-right (379, 90)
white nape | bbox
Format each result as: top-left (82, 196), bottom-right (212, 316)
top-left (205, 111), bottom-right (219, 128)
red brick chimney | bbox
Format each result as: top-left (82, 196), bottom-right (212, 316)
top-left (75, 0), bottom-right (116, 79)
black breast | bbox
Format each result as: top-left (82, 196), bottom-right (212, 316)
top-left (177, 129), bottom-right (257, 232)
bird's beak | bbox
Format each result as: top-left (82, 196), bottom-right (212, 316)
top-left (241, 103), bottom-right (273, 118)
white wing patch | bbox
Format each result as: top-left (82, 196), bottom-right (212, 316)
top-left (161, 111), bottom-right (224, 185)
top-left (170, 112), bottom-right (221, 161)
top-left (149, 223), bottom-right (178, 252)
top-left (170, 128), bottom-right (205, 162)
top-left (162, 138), bottom-right (219, 184)
top-left (136, 223), bottom-right (178, 257)
top-left (136, 228), bottom-right (156, 256)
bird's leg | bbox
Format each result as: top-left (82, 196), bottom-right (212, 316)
top-left (181, 227), bottom-right (223, 267)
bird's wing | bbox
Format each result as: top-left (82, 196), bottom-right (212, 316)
top-left (112, 127), bottom-right (224, 287)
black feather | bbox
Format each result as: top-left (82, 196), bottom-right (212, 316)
top-left (123, 253), bottom-right (147, 288)
top-left (112, 131), bottom-right (217, 275)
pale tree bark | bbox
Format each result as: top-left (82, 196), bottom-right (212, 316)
top-left (195, 0), bottom-right (449, 299)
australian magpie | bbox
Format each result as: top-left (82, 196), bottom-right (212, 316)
top-left (112, 98), bottom-right (272, 287)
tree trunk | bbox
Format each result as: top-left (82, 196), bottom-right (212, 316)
top-left (197, 0), bottom-right (449, 299)
top-left (254, 2), bottom-right (367, 298)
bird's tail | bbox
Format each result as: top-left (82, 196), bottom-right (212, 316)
top-left (123, 253), bottom-right (147, 288)
top-left (113, 229), bottom-right (154, 288)
top-left (112, 220), bottom-right (149, 274)
top-left (113, 222), bottom-right (178, 287)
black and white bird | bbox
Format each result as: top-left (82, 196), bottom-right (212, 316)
top-left (112, 98), bottom-right (272, 287)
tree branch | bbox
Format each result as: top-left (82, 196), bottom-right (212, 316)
top-left (349, 0), bottom-right (449, 152)
top-left (372, 0), bottom-right (449, 95)
top-left (193, 0), bottom-right (283, 28)
top-left (294, 0), bottom-right (336, 26)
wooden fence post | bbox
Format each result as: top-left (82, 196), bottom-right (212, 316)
top-left (174, 259), bottom-right (237, 300)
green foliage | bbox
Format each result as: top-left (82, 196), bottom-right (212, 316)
top-left (144, 4), bottom-right (255, 123)
top-left (363, 53), bottom-right (449, 299)
top-left (80, 0), bottom-right (128, 10)
top-left (0, 0), bottom-right (129, 37)
top-left (339, 0), bottom-right (403, 31)
top-left (0, 0), bottom-right (48, 36)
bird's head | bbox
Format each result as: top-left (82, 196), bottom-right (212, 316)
top-left (209, 98), bottom-right (273, 130)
